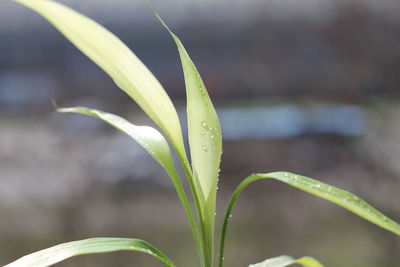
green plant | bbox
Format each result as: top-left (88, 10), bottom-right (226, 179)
top-left (5, 0), bottom-right (400, 266)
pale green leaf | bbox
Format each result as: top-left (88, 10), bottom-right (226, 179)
top-left (218, 172), bottom-right (400, 267)
top-left (14, 0), bottom-right (188, 166)
top-left (249, 255), bottom-right (324, 267)
top-left (3, 237), bottom-right (175, 267)
top-left (259, 172), bottom-right (400, 235)
top-left (155, 12), bottom-right (222, 202)
top-left (58, 106), bottom-right (177, 178)
top-left (57, 107), bottom-right (204, 263)
top-left (154, 13), bottom-right (222, 266)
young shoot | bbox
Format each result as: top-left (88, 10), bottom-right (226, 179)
top-left (5, 1), bottom-right (400, 267)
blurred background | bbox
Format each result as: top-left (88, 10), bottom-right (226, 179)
top-left (1, 0), bottom-right (400, 266)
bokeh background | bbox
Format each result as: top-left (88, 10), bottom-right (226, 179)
top-left (1, 0), bottom-right (400, 266)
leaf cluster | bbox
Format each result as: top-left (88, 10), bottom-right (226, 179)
top-left (4, 1), bottom-right (400, 267)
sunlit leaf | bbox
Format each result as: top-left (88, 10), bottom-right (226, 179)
top-left (154, 12), bottom-right (222, 266)
top-left (218, 172), bottom-right (400, 267)
top-left (154, 12), bottom-right (222, 201)
top-left (58, 107), bottom-right (177, 178)
top-left (258, 172), bottom-right (400, 234)
top-left (3, 237), bottom-right (175, 267)
top-left (249, 255), bottom-right (324, 267)
top-left (57, 107), bottom-right (203, 263)
top-left (14, 0), bottom-right (188, 166)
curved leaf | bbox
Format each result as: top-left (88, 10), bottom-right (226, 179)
top-left (260, 172), bottom-right (400, 234)
top-left (249, 255), bottom-right (324, 267)
top-left (14, 0), bottom-right (188, 168)
top-left (57, 107), bottom-right (203, 262)
top-left (155, 12), bottom-right (222, 266)
top-left (3, 237), bottom-right (175, 267)
top-left (218, 172), bottom-right (400, 267)
top-left (58, 106), bottom-right (176, 176)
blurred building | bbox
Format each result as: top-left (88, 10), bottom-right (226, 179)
top-left (1, 0), bottom-right (400, 112)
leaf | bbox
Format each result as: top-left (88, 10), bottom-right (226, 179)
top-left (154, 12), bottom-right (222, 202)
top-left (218, 172), bottom-right (400, 267)
top-left (154, 12), bottom-right (222, 266)
top-left (259, 172), bottom-right (400, 235)
top-left (249, 255), bottom-right (324, 267)
top-left (57, 107), bottom-right (204, 264)
top-left (13, 0), bottom-right (188, 166)
top-left (3, 237), bottom-right (175, 267)
top-left (58, 106), bottom-right (177, 178)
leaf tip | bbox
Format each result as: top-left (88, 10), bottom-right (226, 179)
top-left (148, 5), bottom-right (175, 37)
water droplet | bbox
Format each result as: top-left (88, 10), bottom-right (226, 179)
top-left (202, 145), bottom-right (208, 152)
top-left (210, 134), bottom-right (214, 139)
top-left (201, 121), bottom-right (207, 128)
top-left (228, 214), bottom-right (232, 218)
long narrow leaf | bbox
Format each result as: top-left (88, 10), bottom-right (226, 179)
top-left (58, 107), bottom-right (176, 177)
top-left (154, 12), bottom-right (223, 267)
top-left (218, 172), bottom-right (400, 267)
top-left (3, 237), bottom-right (175, 267)
top-left (155, 12), bottom-right (222, 202)
top-left (57, 107), bottom-right (204, 263)
top-left (260, 172), bottom-right (400, 234)
top-left (249, 255), bottom-right (324, 267)
top-left (14, 0), bottom-right (188, 167)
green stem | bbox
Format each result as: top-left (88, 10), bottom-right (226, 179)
top-left (168, 168), bottom-right (204, 267)
top-left (178, 152), bottom-right (211, 267)
top-left (218, 175), bottom-right (260, 267)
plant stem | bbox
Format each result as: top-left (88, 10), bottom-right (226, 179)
top-left (168, 168), bottom-right (204, 267)
top-left (217, 175), bottom-right (260, 267)
top-left (178, 153), bottom-right (212, 267)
